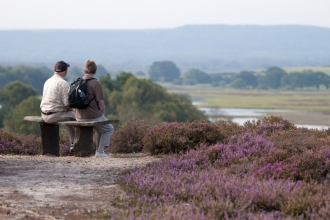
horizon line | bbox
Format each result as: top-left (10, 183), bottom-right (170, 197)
top-left (0, 24), bottom-right (328, 31)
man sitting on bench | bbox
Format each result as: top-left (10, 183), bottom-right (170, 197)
top-left (40, 60), bottom-right (76, 149)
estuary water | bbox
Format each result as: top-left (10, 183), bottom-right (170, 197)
top-left (197, 107), bottom-right (328, 130)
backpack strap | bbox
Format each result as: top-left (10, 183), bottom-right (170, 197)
top-left (84, 77), bottom-right (100, 110)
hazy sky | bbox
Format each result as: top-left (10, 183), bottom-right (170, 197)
top-left (0, 0), bottom-right (329, 30)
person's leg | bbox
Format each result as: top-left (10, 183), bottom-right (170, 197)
top-left (76, 115), bottom-right (114, 155)
top-left (94, 122), bottom-right (113, 153)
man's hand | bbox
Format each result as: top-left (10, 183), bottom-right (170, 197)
top-left (65, 106), bottom-right (73, 111)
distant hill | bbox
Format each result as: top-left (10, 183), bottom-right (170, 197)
top-left (0, 25), bottom-right (329, 72)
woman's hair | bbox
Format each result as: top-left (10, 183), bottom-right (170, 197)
top-left (84, 60), bottom-right (97, 74)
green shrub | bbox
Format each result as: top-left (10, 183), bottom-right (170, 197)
top-left (110, 119), bottom-right (150, 153)
top-left (143, 120), bottom-right (224, 155)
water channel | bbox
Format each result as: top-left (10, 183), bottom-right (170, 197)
top-left (197, 107), bottom-right (328, 130)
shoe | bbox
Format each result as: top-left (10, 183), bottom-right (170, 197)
top-left (69, 143), bottom-right (74, 152)
top-left (94, 151), bottom-right (109, 158)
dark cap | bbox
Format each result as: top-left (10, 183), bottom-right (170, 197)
top-left (54, 61), bottom-right (70, 72)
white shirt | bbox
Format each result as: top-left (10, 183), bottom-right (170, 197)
top-left (40, 74), bottom-right (70, 113)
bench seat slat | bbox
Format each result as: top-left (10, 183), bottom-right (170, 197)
top-left (23, 116), bottom-right (119, 126)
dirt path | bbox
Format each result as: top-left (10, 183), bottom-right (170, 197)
top-left (0, 154), bottom-right (157, 220)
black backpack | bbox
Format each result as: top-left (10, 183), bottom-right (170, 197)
top-left (68, 77), bottom-right (95, 109)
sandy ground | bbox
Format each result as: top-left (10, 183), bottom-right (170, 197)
top-left (0, 154), bottom-right (157, 220)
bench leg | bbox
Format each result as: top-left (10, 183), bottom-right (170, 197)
top-left (39, 122), bottom-right (59, 156)
top-left (74, 126), bottom-right (94, 157)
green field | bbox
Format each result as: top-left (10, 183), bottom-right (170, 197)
top-left (284, 66), bottom-right (330, 75)
top-left (162, 84), bottom-right (330, 112)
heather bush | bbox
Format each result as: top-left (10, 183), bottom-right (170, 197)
top-left (255, 162), bottom-right (299, 180)
top-left (214, 120), bottom-right (245, 142)
top-left (210, 132), bottom-right (273, 166)
top-left (0, 128), bottom-right (73, 156)
top-left (259, 116), bottom-right (295, 130)
top-left (0, 129), bottom-right (41, 155)
top-left (281, 181), bottom-right (330, 217)
top-left (143, 120), bottom-right (224, 155)
top-left (110, 119), bottom-right (150, 153)
top-left (119, 119), bottom-right (330, 219)
top-left (243, 116), bottom-right (296, 137)
top-left (121, 148), bottom-right (330, 219)
top-left (259, 129), bottom-right (330, 181)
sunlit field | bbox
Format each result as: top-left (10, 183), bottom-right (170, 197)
top-left (162, 84), bottom-right (330, 111)
top-left (284, 66), bottom-right (330, 75)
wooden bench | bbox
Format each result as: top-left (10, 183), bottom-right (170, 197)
top-left (23, 116), bottom-right (119, 157)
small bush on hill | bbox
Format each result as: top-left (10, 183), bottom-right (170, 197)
top-left (110, 119), bottom-right (150, 153)
top-left (0, 129), bottom-right (41, 155)
top-left (0, 128), bottom-right (74, 156)
top-left (143, 120), bottom-right (224, 155)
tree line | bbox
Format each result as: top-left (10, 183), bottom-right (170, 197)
top-left (1, 62), bottom-right (329, 135)
top-left (0, 66), bottom-right (206, 135)
top-left (148, 61), bottom-right (330, 90)
top-left (0, 65), bottom-right (52, 93)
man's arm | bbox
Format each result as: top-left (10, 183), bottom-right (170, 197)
top-left (98, 100), bottom-right (105, 115)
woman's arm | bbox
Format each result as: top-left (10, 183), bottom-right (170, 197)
top-left (98, 99), bottom-right (105, 115)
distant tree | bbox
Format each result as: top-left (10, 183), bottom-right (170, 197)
top-left (100, 73), bottom-right (117, 92)
top-left (114, 72), bottom-right (135, 90)
top-left (0, 81), bottom-right (38, 107)
top-left (280, 70), bottom-right (330, 90)
top-left (219, 72), bottom-right (237, 85)
top-left (182, 68), bottom-right (212, 84)
top-left (209, 73), bottom-right (223, 83)
top-left (230, 78), bottom-right (247, 89)
top-left (66, 66), bottom-right (83, 83)
top-left (100, 72), bottom-right (135, 92)
top-left (0, 65), bottom-right (50, 93)
top-left (281, 73), bottom-right (304, 90)
top-left (234, 71), bottom-right (257, 88)
top-left (309, 71), bottom-right (330, 89)
top-left (100, 72), bottom-right (135, 115)
top-left (104, 73), bottom-right (206, 125)
top-left (0, 81), bottom-right (38, 128)
top-left (148, 61), bottom-right (181, 82)
top-left (258, 66), bottom-right (287, 89)
top-left (96, 65), bottom-right (108, 78)
top-left (4, 96), bottom-right (41, 135)
top-left (0, 105), bottom-right (12, 128)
